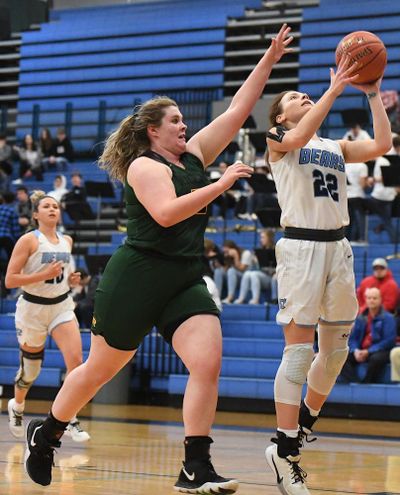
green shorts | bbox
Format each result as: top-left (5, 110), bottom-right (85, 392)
top-left (91, 245), bottom-right (220, 350)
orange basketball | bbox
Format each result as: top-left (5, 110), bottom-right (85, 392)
top-left (335, 31), bottom-right (387, 84)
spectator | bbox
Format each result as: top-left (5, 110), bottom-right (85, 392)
top-left (14, 134), bottom-right (43, 181)
top-left (0, 191), bottom-right (20, 296)
top-left (357, 257), bottom-right (399, 313)
top-left (0, 134), bottom-right (13, 191)
top-left (210, 161), bottom-right (240, 219)
top-left (15, 186), bottom-right (32, 233)
top-left (72, 269), bottom-right (99, 328)
top-left (346, 161), bottom-right (368, 242)
top-left (203, 238), bottom-right (224, 277)
top-left (213, 239), bottom-right (257, 303)
top-left (234, 229), bottom-right (278, 304)
top-left (47, 175), bottom-right (68, 203)
top-left (340, 287), bottom-right (396, 383)
top-left (61, 172), bottom-right (94, 221)
top-left (42, 128), bottom-right (74, 171)
top-left (39, 128), bottom-right (54, 160)
top-left (365, 136), bottom-right (400, 243)
top-left (343, 123), bottom-right (371, 141)
top-left (390, 346), bottom-right (400, 382)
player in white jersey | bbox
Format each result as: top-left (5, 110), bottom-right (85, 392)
top-left (5, 191), bottom-right (90, 443)
top-left (263, 57), bottom-right (392, 495)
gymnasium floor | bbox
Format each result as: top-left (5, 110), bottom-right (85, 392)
top-left (0, 401), bottom-right (399, 495)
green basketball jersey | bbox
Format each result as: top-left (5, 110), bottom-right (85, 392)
top-left (125, 151), bottom-right (210, 258)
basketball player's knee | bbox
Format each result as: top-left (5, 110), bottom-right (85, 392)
top-left (274, 343), bottom-right (314, 406)
top-left (284, 344), bottom-right (315, 385)
top-left (15, 348), bottom-right (44, 389)
top-left (324, 347), bottom-right (349, 376)
top-left (66, 352), bottom-right (83, 370)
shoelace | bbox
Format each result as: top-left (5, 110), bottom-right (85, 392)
top-left (70, 422), bottom-right (83, 433)
top-left (289, 460), bottom-right (308, 484)
top-left (12, 411), bottom-right (23, 427)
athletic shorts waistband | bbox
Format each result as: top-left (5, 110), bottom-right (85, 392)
top-left (283, 227), bottom-right (345, 242)
top-left (22, 291), bottom-right (70, 305)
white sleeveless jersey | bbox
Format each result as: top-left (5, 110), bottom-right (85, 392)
top-left (270, 137), bottom-right (349, 230)
top-left (21, 230), bottom-right (74, 297)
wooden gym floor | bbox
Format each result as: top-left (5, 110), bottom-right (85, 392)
top-left (0, 400), bottom-right (399, 494)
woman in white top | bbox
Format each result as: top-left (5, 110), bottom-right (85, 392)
top-left (264, 58), bottom-right (392, 494)
top-left (5, 191), bottom-right (90, 443)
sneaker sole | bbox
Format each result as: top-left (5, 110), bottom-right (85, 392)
top-left (174, 479), bottom-right (238, 494)
top-left (265, 447), bottom-right (287, 495)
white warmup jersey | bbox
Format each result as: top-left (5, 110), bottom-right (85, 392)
top-left (270, 137), bottom-right (349, 230)
top-left (21, 229), bottom-right (74, 297)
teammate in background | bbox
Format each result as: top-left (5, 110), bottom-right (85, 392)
top-left (5, 191), bottom-right (90, 443)
top-left (23, 25), bottom-right (293, 494)
top-left (264, 62), bottom-right (392, 493)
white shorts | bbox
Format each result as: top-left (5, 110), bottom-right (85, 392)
top-left (15, 295), bottom-right (76, 347)
top-left (275, 237), bottom-right (358, 327)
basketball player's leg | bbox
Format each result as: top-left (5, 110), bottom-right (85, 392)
top-left (51, 319), bottom-right (83, 374)
top-left (9, 342), bottom-right (45, 438)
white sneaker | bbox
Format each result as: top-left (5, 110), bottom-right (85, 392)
top-left (8, 399), bottom-right (25, 438)
top-left (265, 444), bottom-right (310, 495)
top-left (64, 421), bottom-right (90, 442)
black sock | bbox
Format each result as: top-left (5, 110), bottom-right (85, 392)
top-left (184, 436), bottom-right (213, 463)
top-left (42, 410), bottom-right (69, 442)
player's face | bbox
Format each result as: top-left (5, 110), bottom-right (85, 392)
top-left (35, 198), bottom-right (60, 225)
top-left (151, 106), bottom-right (187, 154)
top-left (278, 92), bottom-right (314, 126)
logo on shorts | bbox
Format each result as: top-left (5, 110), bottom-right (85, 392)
top-left (91, 316), bottom-right (96, 328)
top-left (16, 328), bottom-right (22, 337)
top-left (279, 298), bottom-right (287, 310)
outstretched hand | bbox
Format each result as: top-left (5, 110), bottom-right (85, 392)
top-left (267, 24), bottom-right (294, 63)
top-left (328, 54), bottom-right (360, 97)
top-left (350, 76), bottom-right (382, 95)
top-left (218, 160), bottom-right (253, 191)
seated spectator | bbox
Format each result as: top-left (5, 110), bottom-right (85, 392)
top-left (39, 127), bottom-right (54, 161)
top-left (47, 174), bottom-right (68, 202)
top-left (346, 161), bottom-right (368, 243)
top-left (0, 134), bottom-right (13, 191)
top-left (61, 172), bottom-right (94, 221)
top-left (343, 123), bottom-right (371, 141)
top-left (213, 239), bottom-right (257, 303)
top-left (15, 185), bottom-right (32, 233)
top-left (204, 238), bottom-right (224, 277)
top-left (364, 136), bottom-right (400, 243)
top-left (234, 229), bottom-right (278, 304)
top-left (72, 269), bottom-right (100, 328)
top-left (357, 257), bottom-right (399, 313)
top-left (0, 192), bottom-right (20, 297)
top-left (210, 161), bottom-right (240, 219)
top-left (340, 288), bottom-right (396, 383)
top-left (390, 346), bottom-right (400, 382)
top-left (13, 134), bottom-right (43, 181)
top-left (42, 127), bottom-right (74, 171)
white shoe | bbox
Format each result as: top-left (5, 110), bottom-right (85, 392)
top-left (265, 444), bottom-right (310, 494)
top-left (8, 399), bottom-right (25, 438)
top-left (64, 421), bottom-right (90, 442)
top-left (233, 298), bottom-right (244, 304)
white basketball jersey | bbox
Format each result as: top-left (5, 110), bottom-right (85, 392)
top-left (22, 230), bottom-right (74, 297)
top-left (270, 137), bottom-right (349, 230)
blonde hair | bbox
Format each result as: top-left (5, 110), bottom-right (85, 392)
top-left (98, 96), bottom-right (178, 182)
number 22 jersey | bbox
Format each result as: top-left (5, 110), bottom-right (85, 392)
top-left (270, 137), bottom-right (349, 230)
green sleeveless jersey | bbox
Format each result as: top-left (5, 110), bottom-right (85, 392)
top-left (125, 151), bottom-right (210, 258)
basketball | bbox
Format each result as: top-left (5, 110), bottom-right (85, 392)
top-left (335, 31), bottom-right (387, 84)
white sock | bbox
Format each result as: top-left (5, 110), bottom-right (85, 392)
top-left (13, 400), bottom-right (25, 413)
top-left (304, 399), bottom-right (320, 417)
top-left (69, 416), bottom-right (78, 424)
top-left (277, 427), bottom-right (299, 438)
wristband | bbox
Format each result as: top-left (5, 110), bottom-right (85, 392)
top-left (367, 91), bottom-right (377, 99)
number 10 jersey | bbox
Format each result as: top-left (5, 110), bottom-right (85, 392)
top-left (270, 137), bottom-right (349, 230)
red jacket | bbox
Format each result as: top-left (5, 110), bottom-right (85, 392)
top-left (357, 269), bottom-right (399, 313)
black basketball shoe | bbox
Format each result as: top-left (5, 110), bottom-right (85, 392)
top-left (298, 401), bottom-right (318, 444)
top-left (25, 419), bottom-right (61, 486)
top-left (174, 458), bottom-right (238, 494)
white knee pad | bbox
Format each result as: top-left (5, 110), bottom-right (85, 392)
top-left (274, 343), bottom-right (315, 406)
top-left (307, 324), bottom-right (351, 395)
top-left (15, 349), bottom-right (44, 390)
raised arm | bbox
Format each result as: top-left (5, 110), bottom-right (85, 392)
top-left (186, 24), bottom-right (293, 166)
top-left (338, 79), bottom-right (392, 163)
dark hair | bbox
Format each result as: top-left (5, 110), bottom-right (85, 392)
top-left (16, 185), bottom-right (29, 194)
top-left (71, 171), bottom-right (82, 178)
top-left (29, 190), bottom-right (59, 228)
top-left (98, 96), bottom-right (178, 181)
top-left (268, 91), bottom-right (290, 127)
top-left (393, 135), bottom-right (400, 148)
top-left (1, 191), bottom-right (15, 204)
